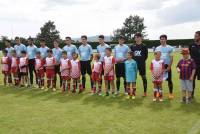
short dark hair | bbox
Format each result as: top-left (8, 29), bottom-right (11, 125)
top-left (15, 37), bottom-right (20, 40)
top-left (40, 38), bottom-right (46, 42)
top-left (99, 35), bottom-right (104, 39)
top-left (47, 49), bottom-right (52, 53)
top-left (65, 37), bottom-right (71, 40)
top-left (28, 37), bottom-right (34, 41)
top-left (119, 35), bottom-right (126, 40)
top-left (160, 34), bottom-right (168, 39)
top-left (54, 39), bottom-right (59, 44)
top-left (2, 49), bottom-right (8, 54)
top-left (21, 50), bottom-right (26, 54)
top-left (134, 32), bottom-right (142, 38)
top-left (95, 53), bottom-right (100, 60)
top-left (72, 52), bottom-right (78, 57)
top-left (106, 47), bottom-right (112, 52)
top-left (62, 51), bottom-right (67, 55)
top-left (195, 31), bottom-right (200, 36)
top-left (36, 51), bottom-right (41, 55)
top-left (81, 35), bottom-right (87, 40)
top-left (128, 51), bottom-right (134, 57)
top-left (5, 39), bottom-right (11, 43)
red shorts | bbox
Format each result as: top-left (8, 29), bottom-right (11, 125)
top-left (104, 75), bottom-right (114, 81)
top-left (36, 69), bottom-right (45, 78)
top-left (153, 81), bottom-right (163, 85)
top-left (46, 69), bottom-right (55, 79)
top-left (2, 71), bottom-right (10, 75)
top-left (92, 72), bottom-right (101, 81)
top-left (11, 67), bottom-right (18, 74)
top-left (62, 76), bottom-right (71, 81)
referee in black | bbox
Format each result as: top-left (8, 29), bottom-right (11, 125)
top-left (189, 31), bottom-right (200, 98)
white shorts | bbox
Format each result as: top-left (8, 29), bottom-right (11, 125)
top-left (180, 80), bottom-right (193, 91)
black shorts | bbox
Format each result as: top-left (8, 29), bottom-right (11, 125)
top-left (137, 63), bottom-right (146, 76)
top-left (20, 72), bottom-right (28, 76)
top-left (164, 64), bottom-right (172, 82)
top-left (80, 60), bottom-right (92, 75)
top-left (115, 63), bottom-right (125, 78)
top-left (55, 64), bottom-right (60, 74)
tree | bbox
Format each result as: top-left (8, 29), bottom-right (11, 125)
top-left (112, 15), bottom-right (147, 41)
top-left (37, 20), bottom-right (60, 45)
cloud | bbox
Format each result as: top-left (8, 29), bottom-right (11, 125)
top-left (157, 0), bottom-right (200, 25)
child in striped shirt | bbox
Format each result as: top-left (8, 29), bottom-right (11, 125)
top-left (150, 50), bottom-right (165, 102)
top-left (91, 54), bottom-right (102, 95)
top-left (70, 52), bottom-right (82, 93)
top-left (177, 48), bottom-right (196, 103)
top-left (60, 51), bottom-right (71, 92)
top-left (35, 51), bottom-right (45, 89)
top-left (11, 50), bottom-right (20, 86)
top-left (1, 50), bottom-right (11, 86)
top-left (19, 51), bottom-right (28, 87)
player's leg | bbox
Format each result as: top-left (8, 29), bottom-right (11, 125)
top-left (80, 61), bottom-right (86, 90)
top-left (86, 60), bottom-right (93, 90)
top-left (158, 83), bottom-right (163, 102)
top-left (126, 82), bottom-right (131, 99)
top-left (67, 79), bottom-right (71, 92)
top-left (192, 72), bottom-right (197, 98)
top-left (105, 80), bottom-right (109, 96)
top-left (132, 82), bottom-right (136, 99)
top-left (167, 69), bottom-right (174, 99)
top-left (153, 83), bottom-right (158, 101)
top-left (92, 81), bottom-right (97, 94)
top-left (110, 80), bottom-right (115, 96)
top-left (115, 63), bottom-right (120, 94)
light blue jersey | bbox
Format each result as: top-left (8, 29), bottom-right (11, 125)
top-left (38, 46), bottom-right (49, 59)
top-left (97, 43), bottom-right (109, 62)
top-left (14, 44), bottom-right (26, 57)
top-left (52, 47), bottom-right (62, 64)
top-left (156, 45), bottom-right (174, 65)
top-left (78, 44), bottom-right (93, 61)
top-left (63, 44), bottom-right (78, 60)
top-left (27, 45), bottom-right (38, 59)
top-left (114, 44), bottom-right (129, 62)
top-left (125, 59), bottom-right (138, 82)
top-left (5, 47), bottom-right (14, 58)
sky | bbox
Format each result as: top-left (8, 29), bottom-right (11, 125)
top-left (0, 0), bottom-right (199, 40)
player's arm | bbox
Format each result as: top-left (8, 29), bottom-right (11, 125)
top-left (190, 60), bottom-right (196, 81)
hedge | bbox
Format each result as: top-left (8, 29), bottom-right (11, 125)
top-left (0, 39), bottom-right (193, 50)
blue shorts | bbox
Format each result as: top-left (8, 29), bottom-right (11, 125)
top-left (180, 80), bottom-right (193, 91)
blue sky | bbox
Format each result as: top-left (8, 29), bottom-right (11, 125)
top-left (0, 0), bottom-right (199, 40)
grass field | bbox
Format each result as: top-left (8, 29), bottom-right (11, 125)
top-left (0, 53), bottom-right (199, 134)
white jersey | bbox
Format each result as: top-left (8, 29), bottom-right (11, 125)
top-left (60, 58), bottom-right (71, 77)
top-left (103, 56), bottom-right (115, 76)
top-left (150, 59), bottom-right (164, 81)
top-left (45, 57), bottom-right (56, 69)
top-left (92, 61), bottom-right (102, 73)
top-left (70, 59), bottom-right (81, 79)
top-left (1, 56), bottom-right (10, 72)
top-left (19, 57), bottom-right (28, 73)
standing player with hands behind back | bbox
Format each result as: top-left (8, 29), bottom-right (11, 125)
top-left (130, 32), bottom-right (148, 97)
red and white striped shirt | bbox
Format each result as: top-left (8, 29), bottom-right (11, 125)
top-left (19, 57), bottom-right (28, 73)
top-left (60, 58), bottom-right (71, 77)
top-left (35, 58), bottom-right (45, 71)
top-left (70, 59), bottom-right (81, 79)
top-left (92, 61), bottom-right (102, 74)
top-left (103, 56), bottom-right (115, 76)
top-left (150, 59), bottom-right (164, 82)
top-left (1, 56), bottom-right (10, 72)
top-left (45, 57), bottom-right (56, 69)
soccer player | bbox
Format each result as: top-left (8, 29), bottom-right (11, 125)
top-left (78, 35), bottom-right (93, 91)
top-left (19, 51), bottom-right (29, 87)
top-left (38, 38), bottom-right (49, 59)
top-left (177, 48), bottom-right (196, 103)
top-left (27, 37), bottom-right (37, 86)
top-left (156, 35), bottom-right (174, 99)
top-left (60, 51), bottom-right (71, 92)
top-left (1, 50), bottom-right (11, 86)
top-left (125, 51), bottom-right (138, 99)
top-left (5, 39), bottom-right (13, 84)
top-left (103, 48), bottom-right (116, 96)
top-left (91, 54), bottom-right (102, 95)
top-left (11, 50), bottom-right (20, 86)
top-left (150, 50), bottom-right (165, 102)
top-left (130, 32), bottom-right (148, 97)
top-left (189, 31), bottom-right (200, 98)
top-left (52, 40), bottom-right (63, 88)
top-left (70, 52), bottom-right (82, 93)
top-left (35, 51), bottom-right (45, 89)
top-left (97, 35), bottom-right (110, 91)
top-left (63, 37), bottom-right (78, 60)
top-left (114, 35), bottom-right (129, 95)
top-left (14, 37), bottom-right (26, 58)
top-left (45, 49), bottom-right (56, 91)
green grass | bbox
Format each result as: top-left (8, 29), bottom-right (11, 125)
top-left (0, 53), bottom-right (200, 134)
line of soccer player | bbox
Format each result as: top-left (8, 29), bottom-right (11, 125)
top-left (1, 31), bottom-right (200, 103)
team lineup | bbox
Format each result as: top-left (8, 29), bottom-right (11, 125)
top-left (1, 31), bottom-right (200, 103)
